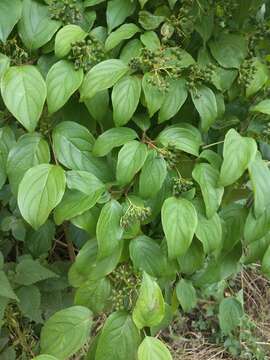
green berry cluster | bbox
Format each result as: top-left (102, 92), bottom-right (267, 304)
top-left (109, 263), bottom-right (140, 312)
top-left (49, 0), bottom-right (82, 24)
top-left (120, 201), bottom-right (151, 229)
top-left (68, 35), bottom-right (106, 72)
top-left (238, 59), bottom-right (257, 88)
top-left (129, 47), bottom-right (184, 92)
top-left (162, 146), bottom-right (182, 169)
top-left (0, 38), bottom-right (29, 66)
top-left (167, 0), bottom-right (195, 40)
top-left (172, 177), bottom-right (194, 196)
top-left (213, 0), bottom-right (238, 29)
top-left (186, 63), bottom-right (216, 93)
top-left (248, 21), bottom-right (270, 56)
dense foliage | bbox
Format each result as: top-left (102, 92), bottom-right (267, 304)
top-left (1, 0), bottom-right (270, 359)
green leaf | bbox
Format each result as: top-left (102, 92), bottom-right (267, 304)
top-left (7, 133), bottom-right (50, 195)
top-left (191, 86), bottom-right (218, 132)
top-left (54, 189), bottom-right (102, 225)
top-left (178, 240), bottom-right (204, 275)
top-left (52, 121), bottom-right (110, 181)
top-left (71, 208), bottom-right (99, 236)
top-left (0, 0), bottom-right (22, 42)
top-left (0, 271), bottom-right (18, 301)
top-left (218, 297), bottom-right (243, 335)
top-left (209, 34), bottom-right (248, 69)
top-left (140, 31), bottom-right (160, 51)
top-left (80, 59), bottom-right (129, 100)
top-left (55, 25), bottom-right (87, 58)
top-left (139, 11), bottom-right (165, 31)
top-left (96, 312), bottom-right (140, 360)
top-left (132, 272), bottom-right (165, 329)
top-left (246, 59), bottom-right (269, 97)
top-left (106, 0), bottom-right (136, 33)
top-left (40, 306), bottom-right (92, 360)
top-left (14, 259), bottom-right (58, 286)
top-left (84, 0), bottom-right (105, 6)
top-left (120, 39), bottom-right (143, 63)
top-left (0, 126), bottom-right (16, 190)
top-left (18, 0), bottom-right (61, 50)
top-left (139, 0), bottom-right (150, 8)
top-left (195, 211), bottom-right (223, 254)
top-left (46, 60), bottom-right (84, 114)
top-left (199, 149), bottom-right (222, 169)
top-left (116, 140), bottom-right (148, 185)
top-left (129, 235), bottom-right (167, 277)
top-left (66, 170), bottom-right (105, 195)
top-left (17, 285), bottom-right (42, 323)
top-left (93, 127), bottom-right (138, 157)
top-left (105, 23), bottom-right (140, 51)
top-left (248, 153), bottom-right (270, 218)
top-left (75, 278), bottom-right (111, 314)
top-left (192, 163), bottom-right (224, 218)
top-left (97, 200), bottom-right (123, 259)
top-left (18, 164), bottom-right (66, 229)
top-left (32, 356), bottom-right (58, 360)
top-left (0, 54), bottom-right (10, 80)
top-left (157, 123), bottom-right (202, 157)
top-left (244, 207), bottom-right (270, 244)
top-left (161, 197), bottom-right (198, 259)
top-left (112, 75), bottom-right (141, 126)
top-left (262, 245), bottom-right (270, 278)
top-left (139, 150), bottom-right (167, 199)
top-left (250, 99), bottom-right (270, 115)
top-left (1, 65), bottom-right (47, 132)
top-left (138, 337), bottom-right (172, 360)
top-left (176, 279), bottom-right (197, 312)
top-left (25, 220), bottom-right (55, 257)
top-left (142, 73), bottom-right (165, 117)
top-left (84, 90), bottom-right (110, 123)
top-left (219, 129), bottom-right (257, 187)
top-left (158, 79), bottom-right (188, 123)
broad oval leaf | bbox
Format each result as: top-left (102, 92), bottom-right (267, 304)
top-left (129, 235), bottom-right (167, 277)
top-left (132, 272), bottom-right (165, 329)
top-left (209, 34), bottom-right (248, 69)
top-left (191, 86), bottom-right (218, 132)
top-left (156, 123), bottom-right (202, 157)
top-left (93, 127), bottom-right (138, 157)
top-left (192, 163), bottom-right (224, 218)
top-left (248, 153), bottom-right (270, 218)
top-left (95, 311), bottom-right (140, 360)
top-left (142, 73), bottom-right (165, 117)
top-left (52, 121), bottom-right (111, 181)
top-left (218, 297), bottom-right (243, 335)
top-left (138, 337), bottom-right (172, 360)
top-left (105, 23), bottom-right (140, 51)
top-left (195, 211), bottom-right (223, 254)
top-left (139, 150), bottom-right (167, 199)
top-left (66, 170), bottom-right (105, 195)
top-left (106, 0), bottom-right (136, 33)
top-left (7, 133), bottom-right (50, 195)
top-left (161, 197), bottom-right (198, 259)
top-left (54, 189), bottom-right (102, 225)
top-left (219, 129), bottom-right (257, 187)
top-left (158, 79), bottom-right (188, 123)
top-left (244, 207), bottom-right (270, 244)
top-left (176, 279), bottom-right (197, 313)
top-left (80, 59), bottom-right (129, 100)
top-left (1, 65), bottom-right (47, 132)
top-left (18, 0), bottom-right (61, 50)
top-left (74, 277), bottom-right (111, 314)
top-left (251, 99), bottom-right (270, 115)
top-left (46, 60), bottom-right (84, 114)
top-left (112, 75), bottom-right (142, 126)
top-left (40, 306), bottom-right (92, 360)
top-left (0, 0), bottom-right (22, 42)
top-left (96, 199), bottom-right (123, 259)
top-left (55, 25), bottom-right (87, 58)
top-left (116, 140), bottom-right (148, 185)
top-left (18, 164), bottom-right (66, 229)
